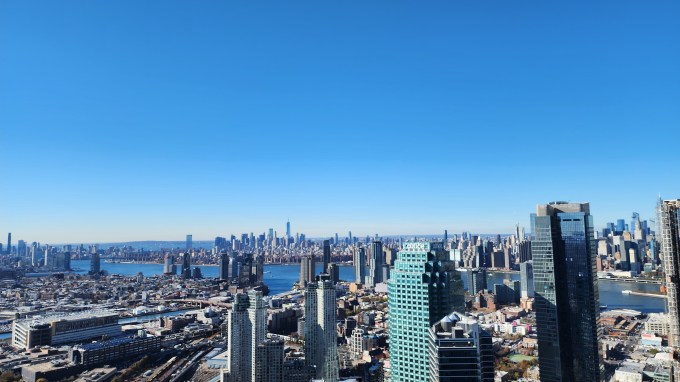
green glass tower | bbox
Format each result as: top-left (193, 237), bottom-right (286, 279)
top-left (388, 241), bottom-right (464, 382)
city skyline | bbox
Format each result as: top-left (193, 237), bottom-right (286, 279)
top-left (2, 1), bottom-right (679, 243)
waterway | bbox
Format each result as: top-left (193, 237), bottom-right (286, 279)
top-left (69, 260), bottom-right (355, 296)
top-left (459, 269), bottom-right (666, 314)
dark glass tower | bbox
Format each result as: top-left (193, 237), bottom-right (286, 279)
top-left (322, 240), bottom-right (331, 271)
top-left (219, 251), bottom-right (230, 280)
top-left (531, 202), bottom-right (602, 382)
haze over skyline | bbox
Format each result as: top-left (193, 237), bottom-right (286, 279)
top-left (2, 1), bottom-right (679, 243)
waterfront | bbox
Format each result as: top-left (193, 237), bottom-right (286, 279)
top-left (70, 260), bottom-right (355, 296)
top-left (67, 261), bottom-right (667, 314)
top-left (461, 269), bottom-right (666, 314)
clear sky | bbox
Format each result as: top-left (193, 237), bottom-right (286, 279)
top-left (1, 1), bottom-right (679, 244)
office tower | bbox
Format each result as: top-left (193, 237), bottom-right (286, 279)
top-left (181, 252), bottom-right (192, 278)
top-left (388, 242), bottom-right (465, 382)
top-left (349, 231), bottom-right (352, 244)
top-left (304, 276), bottom-right (339, 382)
top-left (163, 254), bottom-right (176, 275)
top-left (89, 253), bottom-right (100, 275)
top-left (659, 200), bottom-right (680, 347)
top-left (327, 263), bottom-right (339, 284)
top-left (186, 234), bottom-right (193, 251)
top-left (518, 240), bottom-right (532, 262)
top-left (532, 202), bottom-right (602, 382)
top-left (215, 236), bottom-right (228, 251)
top-left (219, 251), bottom-right (230, 280)
top-left (224, 291), bottom-right (268, 382)
top-left (229, 252), bottom-right (240, 279)
top-left (519, 261), bottom-right (534, 298)
top-left (286, 220), bottom-right (291, 239)
top-left (31, 243), bottom-right (38, 267)
top-left (299, 254), bottom-right (315, 287)
top-left (365, 240), bottom-right (384, 287)
top-left (428, 312), bottom-right (494, 382)
top-left (322, 240), bottom-right (331, 271)
top-left (6, 232), bottom-right (11, 255)
top-left (335, 233), bottom-right (339, 245)
top-left (56, 252), bottom-right (71, 271)
top-left (493, 279), bottom-right (520, 305)
top-left (354, 247), bottom-right (366, 284)
top-left (255, 340), bottom-right (284, 382)
top-left (17, 240), bottom-right (26, 258)
top-left (467, 268), bottom-right (487, 295)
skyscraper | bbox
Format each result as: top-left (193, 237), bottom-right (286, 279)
top-left (186, 234), bottom-right (193, 251)
top-left (322, 240), bottom-right (331, 271)
top-left (6, 232), bottom-right (11, 255)
top-left (659, 199), bottom-right (680, 347)
top-left (89, 253), bottom-right (100, 275)
top-left (365, 240), bottom-right (384, 287)
top-left (304, 276), bottom-right (339, 382)
top-left (354, 246), bottom-right (366, 284)
top-left (428, 312), bottom-right (494, 382)
top-left (286, 220), bottom-right (291, 239)
top-left (163, 254), bottom-right (176, 275)
top-left (219, 251), bottom-right (231, 280)
top-left (532, 202), bottom-right (602, 382)
top-left (519, 261), bottom-right (534, 298)
top-left (181, 252), bottom-right (191, 279)
top-left (300, 254), bottom-right (315, 287)
top-left (388, 242), bottom-right (465, 382)
top-left (467, 268), bottom-right (487, 295)
top-left (223, 291), bottom-right (268, 382)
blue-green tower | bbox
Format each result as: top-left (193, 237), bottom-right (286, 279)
top-left (388, 241), bottom-right (464, 382)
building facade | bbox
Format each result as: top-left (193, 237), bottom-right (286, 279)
top-left (388, 241), bottom-right (465, 382)
top-left (428, 312), bottom-right (494, 382)
top-left (531, 202), bottom-right (602, 381)
top-left (304, 276), bottom-right (339, 382)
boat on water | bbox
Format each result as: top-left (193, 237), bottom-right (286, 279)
top-left (622, 290), bottom-right (632, 295)
top-left (600, 305), bottom-right (608, 310)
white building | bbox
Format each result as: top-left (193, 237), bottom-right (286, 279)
top-left (222, 291), bottom-right (267, 382)
top-left (12, 310), bottom-right (121, 351)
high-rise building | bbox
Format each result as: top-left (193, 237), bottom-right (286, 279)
top-left (89, 253), bottom-right (100, 275)
top-left (659, 199), bottom-right (680, 347)
top-left (304, 276), bottom-right (339, 382)
top-left (467, 268), bottom-right (487, 295)
top-left (286, 220), bottom-right (291, 239)
top-left (181, 252), bottom-right (191, 279)
top-left (223, 291), bottom-right (268, 382)
top-left (388, 242), bottom-right (465, 382)
top-left (6, 232), bottom-right (11, 255)
top-left (354, 246), bottom-right (366, 284)
top-left (163, 254), bottom-right (176, 275)
top-left (219, 251), bottom-right (231, 280)
top-left (17, 240), bottom-right (26, 258)
top-left (322, 240), bottom-right (331, 271)
top-left (365, 240), bottom-right (384, 287)
top-left (186, 234), bottom-right (193, 251)
top-left (532, 202), bottom-right (602, 382)
top-left (299, 254), bottom-right (315, 287)
top-left (327, 263), bottom-right (339, 284)
top-left (428, 312), bottom-right (494, 382)
top-left (519, 261), bottom-right (534, 298)
top-left (255, 340), bottom-right (284, 382)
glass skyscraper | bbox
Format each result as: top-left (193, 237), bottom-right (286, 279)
top-left (388, 241), bottom-right (464, 382)
top-left (531, 202), bottom-right (602, 382)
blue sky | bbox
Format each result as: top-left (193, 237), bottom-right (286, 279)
top-left (1, 1), bottom-right (679, 243)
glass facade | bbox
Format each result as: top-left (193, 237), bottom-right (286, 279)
top-left (388, 242), bottom-right (464, 382)
top-left (532, 202), bottom-right (602, 382)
